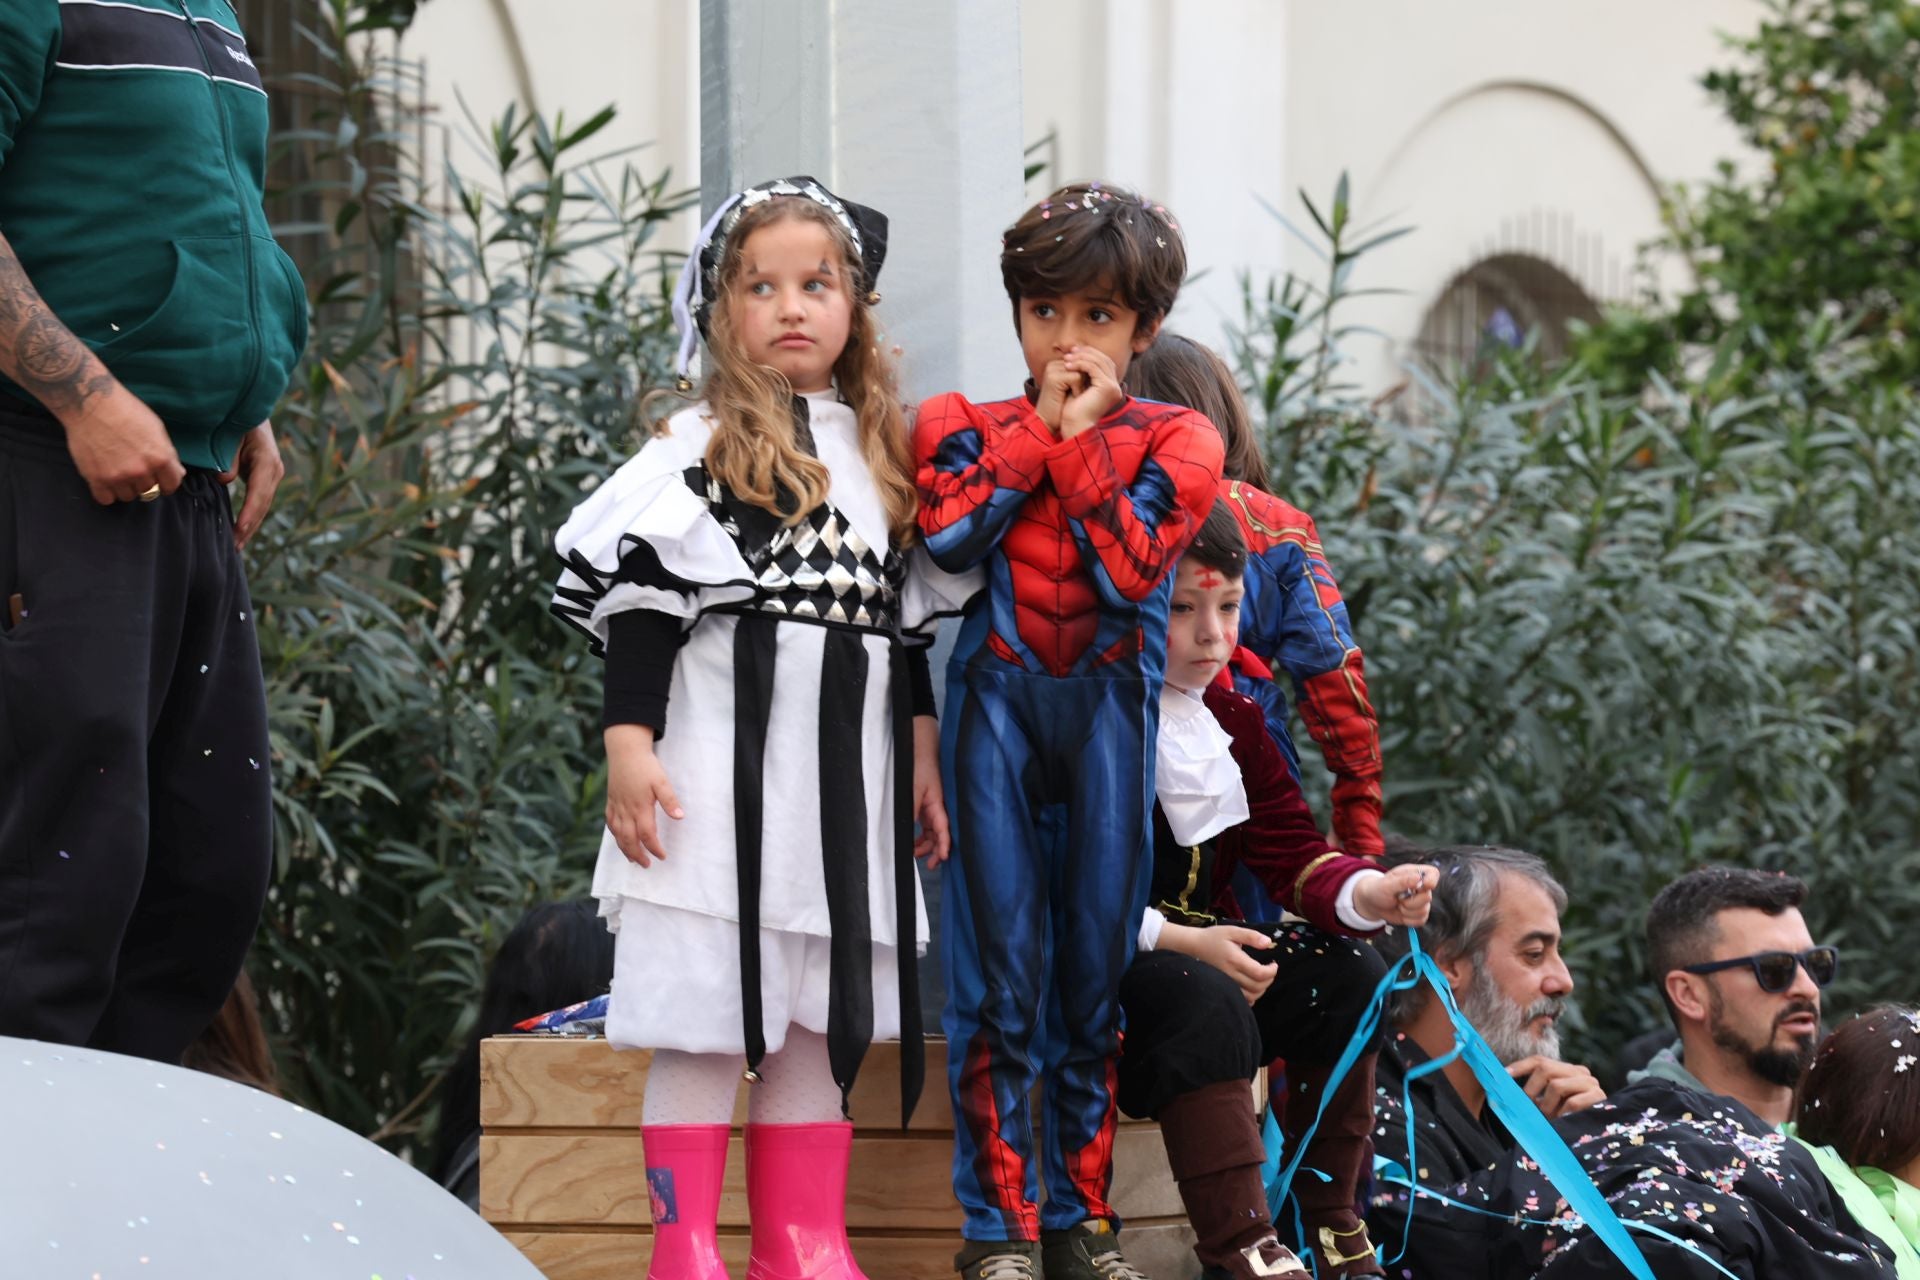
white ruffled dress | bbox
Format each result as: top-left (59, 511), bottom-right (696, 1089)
top-left (551, 391), bottom-right (971, 1057)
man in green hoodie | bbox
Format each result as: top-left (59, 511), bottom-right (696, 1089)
top-left (0, 0), bottom-right (307, 1063)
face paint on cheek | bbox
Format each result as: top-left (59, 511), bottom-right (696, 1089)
top-left (1195, 569), bottom-right (1223, 589)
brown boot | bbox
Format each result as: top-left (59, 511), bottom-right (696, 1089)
top-left (1160, 1081), bottom-right (1305, 1278)
top-left (1279, 1057), bottom-right (1385, 1279)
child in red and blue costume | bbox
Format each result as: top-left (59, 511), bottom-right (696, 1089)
top-left (1122, 504), bottom-right (1433, 1280)
top-left (1130, 334), bottom-right (1383, 860)
top-left (915, 183), bottom-right (1224, 1280)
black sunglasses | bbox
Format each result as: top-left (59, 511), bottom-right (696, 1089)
top-left (1681, 946), bottom-right (1840, 993)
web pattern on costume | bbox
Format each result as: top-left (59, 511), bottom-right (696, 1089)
top-left (1222, 479), bottom-right (1384, 856)
top-left (914, 393), bottom-right (1224, 677)
top-left (690, 466), bottom-right (905, 631)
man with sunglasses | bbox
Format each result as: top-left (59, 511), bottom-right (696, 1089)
top-left (1638, 866), bottom-right (1837, 1128)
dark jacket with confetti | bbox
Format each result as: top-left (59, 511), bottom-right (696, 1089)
top-left (1372, 1074), bottom-right (1896, 1279)
top-left (1368, 1030), bottom-right (1517, 1272)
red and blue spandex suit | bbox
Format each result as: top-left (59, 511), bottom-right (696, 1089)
top-left (1221, 479), bottom-right (1383, 859)
top-left (915, 390), bottom-right (1222, 1242)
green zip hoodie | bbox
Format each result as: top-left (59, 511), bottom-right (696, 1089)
top-left (0, 0), bottom-right (308, 470)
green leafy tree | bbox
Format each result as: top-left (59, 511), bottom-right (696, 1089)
top-left (1608, 0), bottom-right (1920, 389)
top-left (247, 0), bottom-right (690, 1151)
top-left (1236, 178), bottom-right (1920, 1067)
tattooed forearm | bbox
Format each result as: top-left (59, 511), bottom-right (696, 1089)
top-left (0, 231), bottom-right (120, 417)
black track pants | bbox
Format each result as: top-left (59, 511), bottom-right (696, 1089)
top-left (0, 408), bottom-right (271, 1063)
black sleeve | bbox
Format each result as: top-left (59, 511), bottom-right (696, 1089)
top-left (907, 642), bottom-right (935, 719)
top-left (602, 609), bottom-right (686, 735)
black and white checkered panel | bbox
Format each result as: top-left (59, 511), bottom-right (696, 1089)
top-left (756, 505), bottom-right (902, 630)
top-left (688, 468), bottom-right (902, 631)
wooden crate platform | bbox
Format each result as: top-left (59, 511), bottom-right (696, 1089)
top-left (480, 1035), bottom-right (1202, 1278)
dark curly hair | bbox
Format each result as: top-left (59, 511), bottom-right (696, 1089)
top-left (1181, 500), bottom-right (1248, 581)
top-left (1000, 181), bottom-right (1185, 332)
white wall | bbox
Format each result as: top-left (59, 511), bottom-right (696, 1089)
top-left (407, 0), bottom-right (701, 240)
top-left (1281, 0), bottom-right (1762, 388)
top-left (1025, 0), bottom-right (1765, 389)
top-left (1022, 0), bottom-right (1290, 354)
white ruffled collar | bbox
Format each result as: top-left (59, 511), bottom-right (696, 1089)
top-left (1156, 684), bottom-right (1249, 846)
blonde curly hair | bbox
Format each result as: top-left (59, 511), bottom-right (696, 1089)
top-left (654, 198), bottom-right (917, 546)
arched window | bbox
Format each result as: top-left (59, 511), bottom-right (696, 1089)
top-left (1411, 253), bottom-right (1602, 373)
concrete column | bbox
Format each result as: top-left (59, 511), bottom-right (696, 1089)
top-left (699, 0), bottom-right (833, 213)
top-left (699, 0), bottom-right (1025, 400)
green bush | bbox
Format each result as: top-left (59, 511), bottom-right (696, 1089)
top-left (1583, 0), bottom-right (1920, 393)
top-left (1233, 181), bottom-right (1920, 1063)
top-left (248, 2), bottom-right (689, 1152)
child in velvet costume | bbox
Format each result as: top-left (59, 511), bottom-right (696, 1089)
top-left (1123, 504), bottom-right (1434, 1279)
top-left (1129, 334), bottom-right (1385, 861)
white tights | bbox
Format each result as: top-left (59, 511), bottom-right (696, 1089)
top-left (640, 1026), bottom-right (845, 1126)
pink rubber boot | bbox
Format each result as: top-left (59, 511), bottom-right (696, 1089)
top-left (743, 1122), bottom-right (868, 1279)
top-left (642, 1123), bottom-right (733, 1279)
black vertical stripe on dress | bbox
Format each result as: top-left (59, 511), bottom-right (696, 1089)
top-left (732, 612), bottom-right (779, 1077)
top-left (891, 640), bottom-right (925, 1126)
top-left (818, 628), bottom-right (874, 1115)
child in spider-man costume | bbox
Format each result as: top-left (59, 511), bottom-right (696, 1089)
top-left (914, 183), bottom-right (1224, 1280)
top-left (1131, 334), bottom-right (1383, 860)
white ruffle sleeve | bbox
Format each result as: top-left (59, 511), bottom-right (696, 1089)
top-left (550, 407), bottom-right (758, 652)
top-left (900, 544), bottom-right (982, 641)
top-left (1156, 685), bottom-right (1250, 846)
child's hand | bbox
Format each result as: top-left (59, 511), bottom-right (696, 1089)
top-left (1354, 863), bottom-right (1439, 927)
top-left (605, 724), bottom-right (684, 867)
top-left (1162, 922), bottom-right (1278, 1003)
top-left (912, 714), bottom-right (950, 867)
top-left (1033, 357), bottom-right (1082, 432)
top-left (1058, 346), bottom-right (1125, 438)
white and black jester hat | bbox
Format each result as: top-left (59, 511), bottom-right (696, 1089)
top-left (669, 175), bottom-right (891, 380)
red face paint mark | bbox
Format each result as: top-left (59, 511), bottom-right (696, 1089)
top-left (1195, 569), bottom-right (1223, 589)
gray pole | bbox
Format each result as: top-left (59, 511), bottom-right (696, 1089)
top-left (699, 0), bottom-right (833, 213)
top-left (698, 0), bottom-right (1024, 400)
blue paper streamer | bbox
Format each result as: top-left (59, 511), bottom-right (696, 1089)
top-left (1267, 931), bottom-right (1659, 1280)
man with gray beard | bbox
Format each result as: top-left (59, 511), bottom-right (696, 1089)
top-left (1363, 844), bottom-right (1605, 1265)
